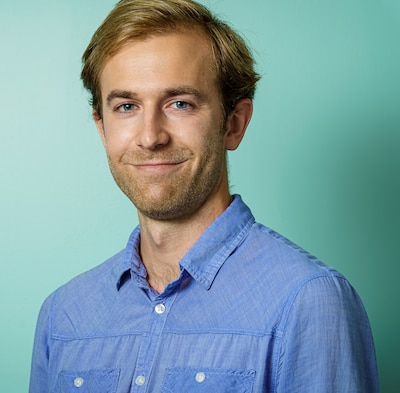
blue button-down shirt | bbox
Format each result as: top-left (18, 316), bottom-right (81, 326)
top-left (30, 195), bottom-right (379, 392)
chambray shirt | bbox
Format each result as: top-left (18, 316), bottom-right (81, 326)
top-left (30, 195), bottom-right (379, 392)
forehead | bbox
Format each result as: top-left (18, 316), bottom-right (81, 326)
top-left (99, 30), bottom-right (218, 95)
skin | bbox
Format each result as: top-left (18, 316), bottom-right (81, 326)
top-left (94, 29), bottom-right (253, 293)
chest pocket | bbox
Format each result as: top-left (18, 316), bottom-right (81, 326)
top-left (56, 369), bottom-right (120, 393)
top-left (161, 367), bottom-right (255, 393)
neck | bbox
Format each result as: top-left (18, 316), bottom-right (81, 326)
top-left (138, 191), bottom-right (232, 293)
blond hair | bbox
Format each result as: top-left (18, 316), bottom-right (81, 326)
top-left (81, 0), bottom-right (260, 118)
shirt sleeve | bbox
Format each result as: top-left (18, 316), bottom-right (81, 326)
top-left (29, 295), bottom-right (52, 393)
top-left (274, 274), bottom-right (379, 393)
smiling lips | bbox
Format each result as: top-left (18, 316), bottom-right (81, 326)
top-left (128, 159), bottom-right (188, 174)
top-left (121, 148), bottom-right (192, 175)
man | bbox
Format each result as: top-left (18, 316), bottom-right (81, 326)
top-left (30, 0), bottom-right (379, 392)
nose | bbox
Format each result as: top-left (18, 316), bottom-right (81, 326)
top-left (135, 107), bottom-right (170, 150)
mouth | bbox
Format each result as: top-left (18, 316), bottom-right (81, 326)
top-left (129, 159), bottom-right (188, 174)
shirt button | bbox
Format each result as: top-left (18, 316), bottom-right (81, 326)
top-left (155, 303), bottom-right (166, 314)
top-left (135, 375), bottom-right (146, 386)
top-left (74, 377), bottom-right (84, 387)
top-left (195, 372), bottom-right (206, 383)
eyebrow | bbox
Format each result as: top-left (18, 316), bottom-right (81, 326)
top-left (164, 87), bottom-right (205, 101)
top-left (106, 90), bottom-right (137, 107)
top-left (105, 86), bottom-right (206, 107)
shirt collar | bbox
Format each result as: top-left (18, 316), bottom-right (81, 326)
top-left (116, 195), bottom-right (255, 291)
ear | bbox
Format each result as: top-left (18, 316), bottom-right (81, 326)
top-left (93, 110), bottom-right (107, 147)
top-left (225, 98), bottom-right (253, 151)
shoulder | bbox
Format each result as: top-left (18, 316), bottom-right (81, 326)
top-left (229, 221), bottom-right (369, 325)
top-left (230, 219), bottom-right (378, 391)
top-left (56, 249), bottom-right (126, 297)
top-left (241, 222), bottom-right (373, 326)
top-left (239, 221), bottom-right (341, 283)
top-left (38, 250), bottom-right (127, 337)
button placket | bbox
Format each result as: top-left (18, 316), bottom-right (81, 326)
top-left (132, 292), bottom-right (178, 391)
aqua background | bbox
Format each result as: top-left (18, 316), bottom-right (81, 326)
top-left (0, 0), bottom-right (399, 391)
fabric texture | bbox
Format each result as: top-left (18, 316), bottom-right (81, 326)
top-left (29, 195), bottom-right (379, 392)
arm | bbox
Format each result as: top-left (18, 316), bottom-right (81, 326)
top-left (29, 295), bottom-right (52, 393)
top-left (274, 275), bottom-right (379, 393)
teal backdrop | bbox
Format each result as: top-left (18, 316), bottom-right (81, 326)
top-left (1, 1), bottom-right (399, 391)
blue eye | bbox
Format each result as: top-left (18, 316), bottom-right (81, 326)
top-left (117, 103), bottom-right (136, 112)
top-left (173, 101), bottom-right (190, 110)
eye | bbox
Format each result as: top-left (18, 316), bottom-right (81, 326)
top-left (116, 103), bottom-right (136, 112)
top-left (172, 101), bottom-right (191, 110)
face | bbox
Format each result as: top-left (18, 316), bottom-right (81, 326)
top-left (95, 30), bottom-right (246, 222)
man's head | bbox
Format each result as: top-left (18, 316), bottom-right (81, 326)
top-left (81, 0), bottom-right (260, 120)
top-left (81, 0), bottom-right (260, 222)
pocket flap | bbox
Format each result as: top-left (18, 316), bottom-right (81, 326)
top-left (56, 369), bottom-right (120, 392)
top-left (161, 366), bottom-right (255, 392)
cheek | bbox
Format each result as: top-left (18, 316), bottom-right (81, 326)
top-left (198, 130), bottom-right (226, 165)
top-left (103, 123), bottom-right (135, 155)
top-left (184, 115), bottom-right (223, 145)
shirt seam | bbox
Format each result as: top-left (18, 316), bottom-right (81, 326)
top-left (270, 272), bottom-right (347, 393)
top-left (51, 329), bottom-right (275, 341)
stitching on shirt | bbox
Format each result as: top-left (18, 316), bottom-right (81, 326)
top-left (162, 329), bottom-right (276, 337)
top-left (51, 328), bottom-right (276, 341)
top-left (275, 273), bottom-right (347, 336)
top-left (269, 273), bottom-right (349, 393)
top-left (51, 331), bottom-right (144, 341)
